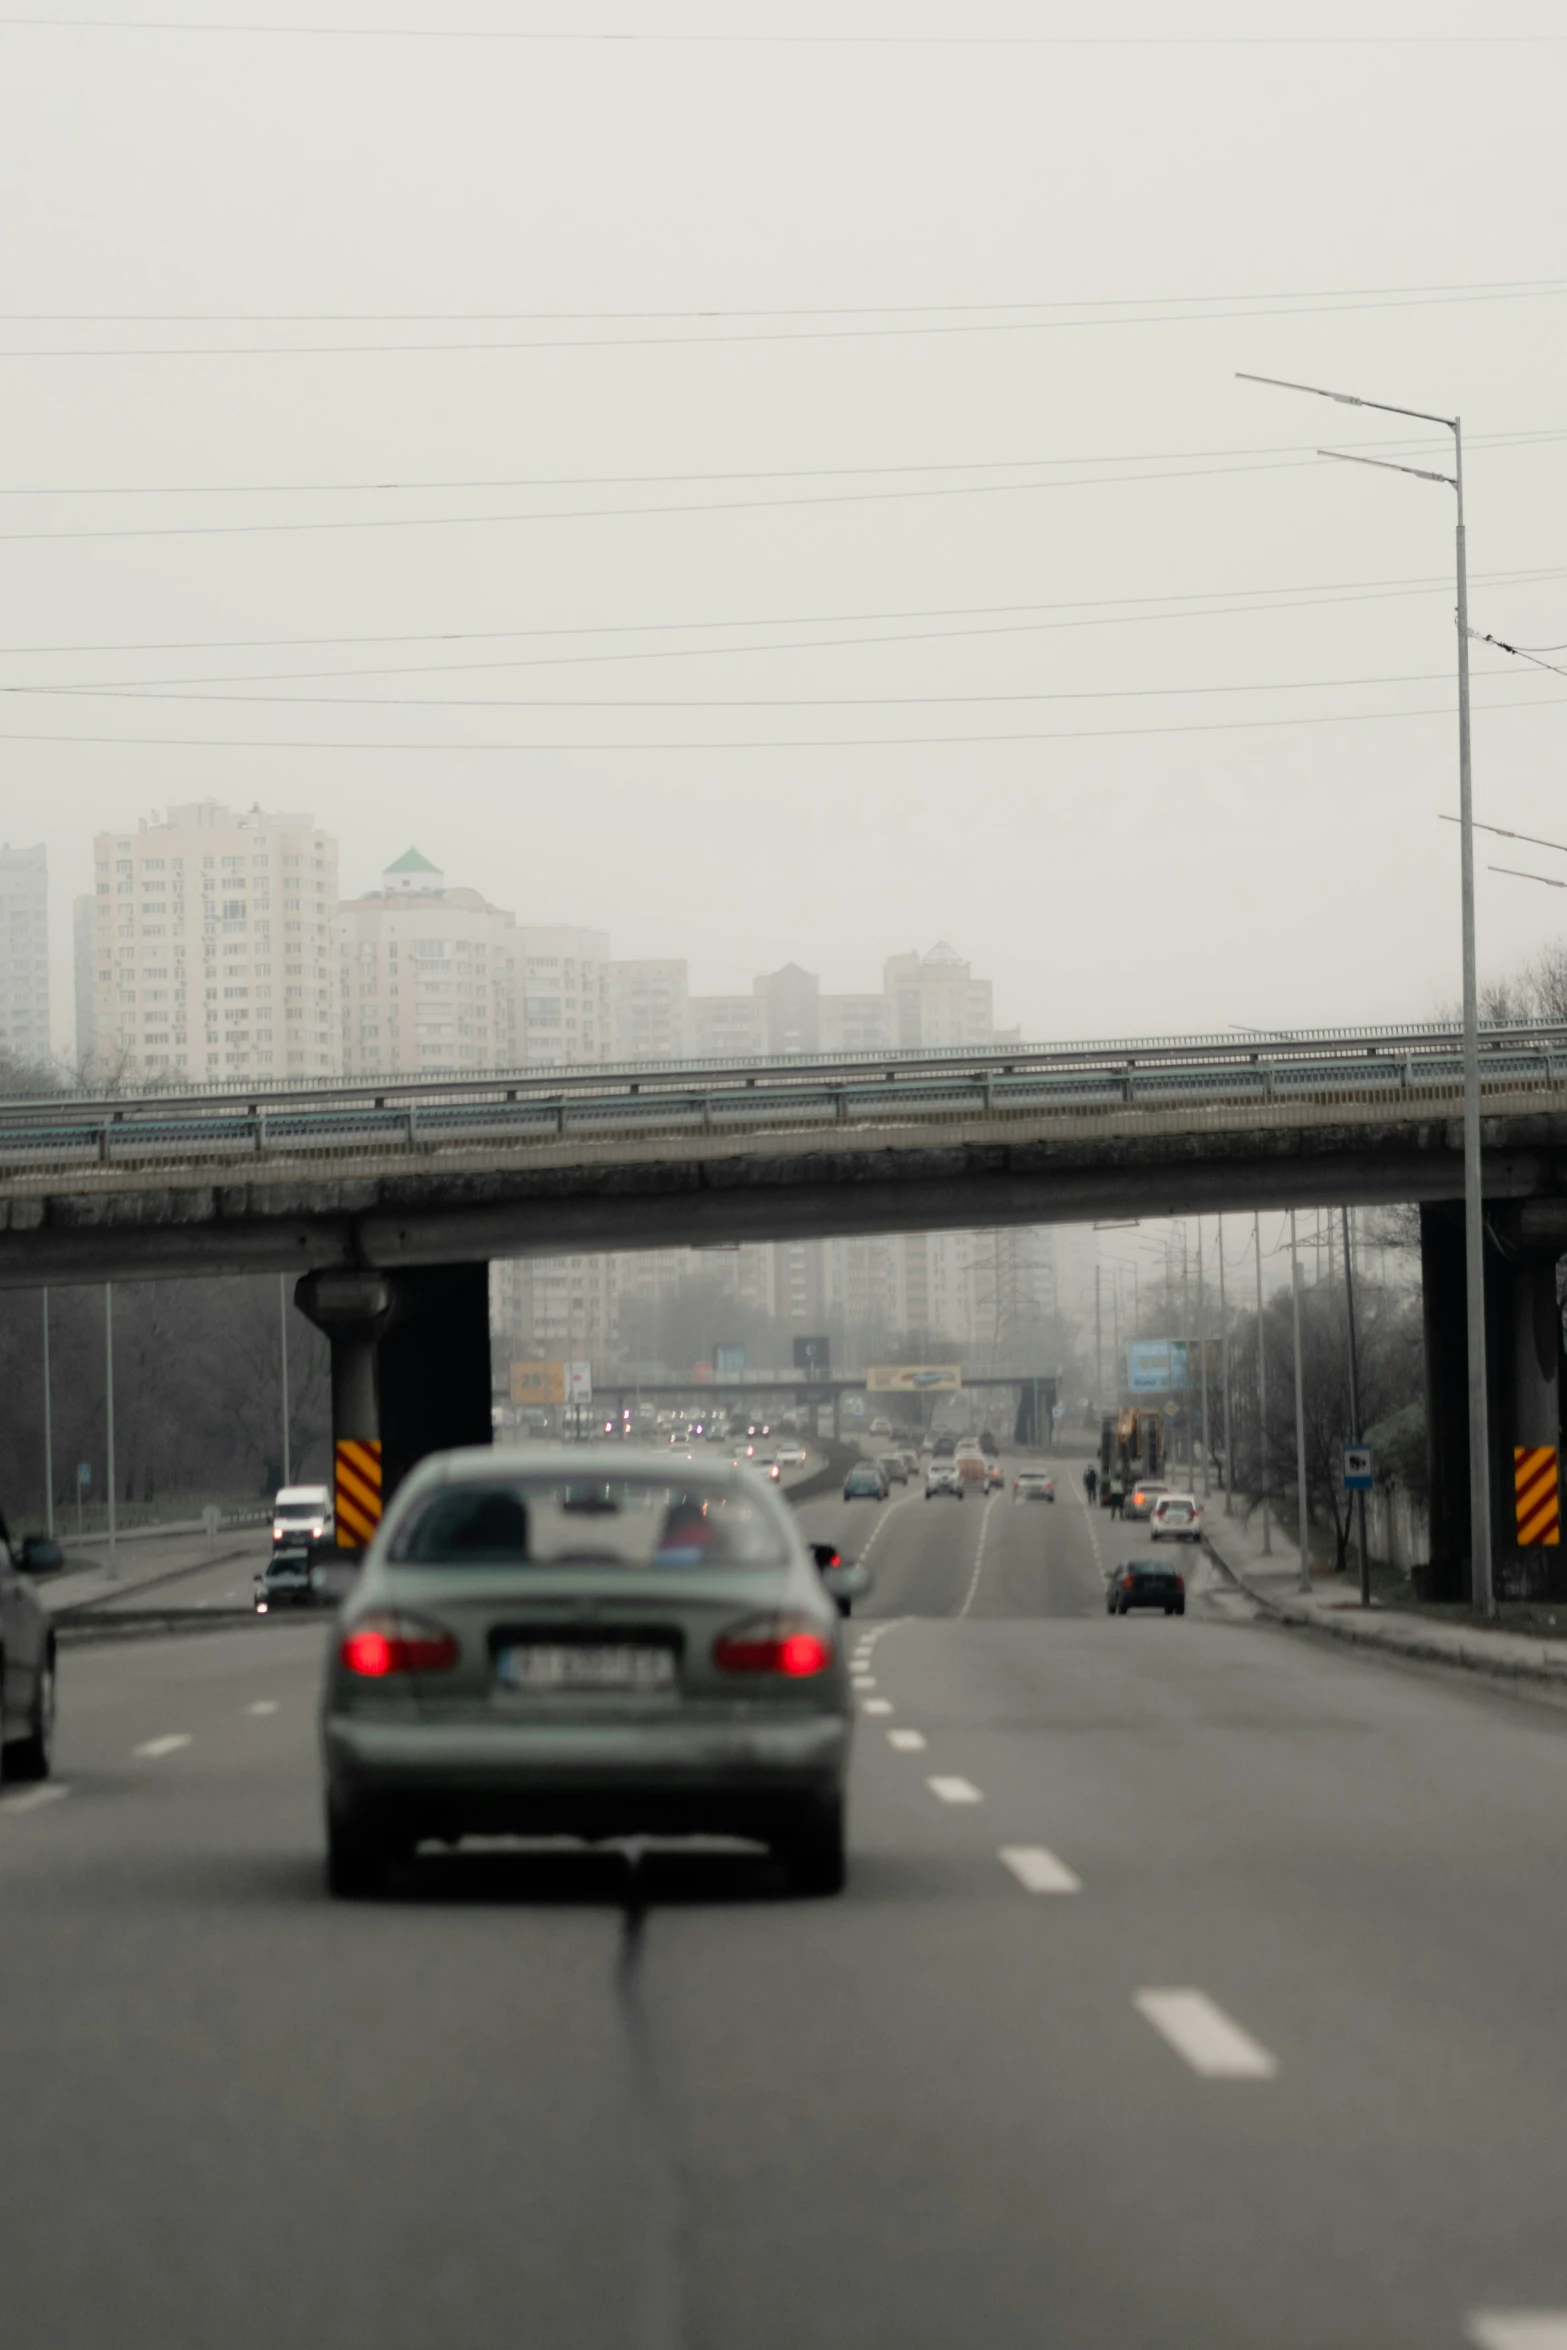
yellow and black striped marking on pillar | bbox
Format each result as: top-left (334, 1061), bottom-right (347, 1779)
top-left (1513, 1446), bottom-right (1561, 1547)
top-left (335, 1438), bottom-right (383, 1549)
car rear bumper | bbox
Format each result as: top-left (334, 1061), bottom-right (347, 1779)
top-left (324, 1708), bottom-right (849, 1836)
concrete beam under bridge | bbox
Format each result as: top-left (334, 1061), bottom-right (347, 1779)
top-left (1, 1125), bottom-right (1563, 1289)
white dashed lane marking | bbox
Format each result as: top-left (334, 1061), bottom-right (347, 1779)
top-left (1134, 1989), bottom-right (1277, 2079)
top-left (134, 1734), bottom-right (192, 1760)
top-left (862, 1698), bottom-right (893, 1715)
top-left (956, 1493), bottom-right (1001, 1619)
top-left (1, 1784), bottom-right (71, 1815)
top-left (928, 1775), bottom-right (983, 1804)
top-left (887, 1729), bottom-right (927, 1752)
top-left (1468, 2318), bottom-right (1567, 2349)
top-left (999, 1845), bottom-right (1082, 1894)
top-left (247, 1700), bottom-right (279, 1717)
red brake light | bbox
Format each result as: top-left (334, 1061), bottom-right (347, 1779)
top-left (713, 1616), bottom-right (834, 1676)
top-left (340, 1612), bottom-right (459, 1676)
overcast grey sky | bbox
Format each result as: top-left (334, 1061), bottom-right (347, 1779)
top-left (4, 0), bottom-right (1566, 1050)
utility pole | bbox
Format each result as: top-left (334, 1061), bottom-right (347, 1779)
top-left (279, 1273), bottom-right (292, 1487)
top-left (1238, 370), bottom-right (1491, 1615)
top-left (1094, 1263), bottom-right (1103, 1412)
top-left (1290, 1212), bottom-right (1310, 1593)
top-left (1218, 1217), bottom-right (1233, 1515)
top-left (41, 1288), bottom-right (55, 1536)
top-left (105, 1281), bottom-right (118, 1579)
top-left (1197, 1221), bottom-right (1211, 1499)
top-left (1254, 1211), bottom-right (1271, 1552)
top-left (1342, 1203), bottom-right (1371, 1607)
top-left (1181, 1227), bottom-right (1192, 1470)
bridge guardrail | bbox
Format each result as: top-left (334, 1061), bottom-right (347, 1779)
top-left (5, 1035), bottom-right (1567, 1200)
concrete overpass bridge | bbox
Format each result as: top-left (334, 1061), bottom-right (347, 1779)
top-left (6, 1020), bottom-right (1567, 1599)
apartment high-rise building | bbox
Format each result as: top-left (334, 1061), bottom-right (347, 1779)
top-left (518, 925), bottom-right (611, 1065)
top-left (884, 942), bottom-right (994, 1050)
top-left (83, 802), bottom-right (339, 1084)
top-left (819, 992), bottom-right (892, 1054)
top-left (753, 961), bottom-right (819, 1056)
top-left (0, 842), bottom-right (50, 1071)
top-left (339, 847), bottom-right (518, 1077)
top-left (611, 958), bottom-right (689, 1062)
top-left (688, 993), bottom-right (765, 1058)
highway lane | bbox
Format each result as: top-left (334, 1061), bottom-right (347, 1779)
top-left (5, 1472), bottom-right (1567, 2346)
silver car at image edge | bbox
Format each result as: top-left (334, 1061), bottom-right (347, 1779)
top-left (320, 1446), bottom-right (863, 1899)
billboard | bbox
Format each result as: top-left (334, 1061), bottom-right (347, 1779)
top-left (510, 1359), bottom-right (566, 1406)
top-left (714, 1343), bottom-right (746, 1379)
top-left (793, 1334), bottom-right (831, 1375)
top-left (566, 1361), bottom-right (593, 1403)
top-left (865, 1364), bottom-right (962, 1394)
top-left (1127, 1340), bottom-right (1189, 1393)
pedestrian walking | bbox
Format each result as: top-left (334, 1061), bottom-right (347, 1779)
top-left (1108, 1474), bottom-right (1125, 1520)
top-left (1084, 1464), bottom-right (1098, 1504)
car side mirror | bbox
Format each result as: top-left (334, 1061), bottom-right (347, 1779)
top-left (19, 1536), bottom-right (66, 1576)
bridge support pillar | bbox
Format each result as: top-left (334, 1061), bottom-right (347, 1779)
top-left (1420, 1206), bottom-right (1565, 1602)
top-left (379, 1264), bottom-right (493, 1502)
top-left (295, 1263), bottom-right (492, 1549)
top-left (295, 1269), bottom-right (393, 1551)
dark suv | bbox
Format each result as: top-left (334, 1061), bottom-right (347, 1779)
top-left (0, 1511), bottom-right (63, 1780)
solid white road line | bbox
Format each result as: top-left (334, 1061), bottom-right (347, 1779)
top-left (927, 1775), bottom-right (983, 1804)
top-left (247, 1700), bottom-right (279, 1716)
top-left (862, 1697), bottom-right (893, 1715)
top-left (956, 1493), bottom-right (1000, 1619)
top-left (999, 1845), bottom-right (1082, 1894)
top-left (1, 1784), bottom-right (71, 1816)
top-left (1468, 2320), bottom-right (1567, 2350)
top-left (134, 1734), bottom-right (192, 1760)
top-left (1133, 1989), bottom-right (1277, 2079)
top-left (887, 1728), bottom-right (927, 1752)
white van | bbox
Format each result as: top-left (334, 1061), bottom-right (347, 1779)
top-left (272, 1483), bottom-right (334, 1548)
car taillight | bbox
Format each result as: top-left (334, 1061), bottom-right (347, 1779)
top-left (713, 1616), bottom-right (834, 1676)
top-left (340, 1611), bottom-right (459, 1677)
top-left (1175, 1574), bottom-right (1185, 1591)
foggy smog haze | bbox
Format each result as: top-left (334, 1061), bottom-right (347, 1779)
top-left (4, 0), bottom-right (1566, 1045)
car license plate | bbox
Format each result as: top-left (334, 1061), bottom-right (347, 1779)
top-left (495, 1644), bottom-right (677, 1693)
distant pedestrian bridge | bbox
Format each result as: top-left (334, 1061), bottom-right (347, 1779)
top-left (5, 1021), bottom-right (1567, 1288)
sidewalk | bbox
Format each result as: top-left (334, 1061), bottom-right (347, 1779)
top-left (1201, 1500), bottom-right (1567, 1693)
top-left (41, 1525), bottom-right (269, 1617)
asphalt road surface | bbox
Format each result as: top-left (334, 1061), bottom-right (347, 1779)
top-left (5, 1460), bottom-right (1567, 2350)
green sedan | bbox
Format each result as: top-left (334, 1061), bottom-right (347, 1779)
top-left (321, 1447), bottom-right (863, 1899)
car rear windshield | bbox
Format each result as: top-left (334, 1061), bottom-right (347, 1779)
top-left (387, 1474), bottom-right (790, 1569)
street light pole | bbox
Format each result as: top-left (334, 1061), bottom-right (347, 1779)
top-left (279, 1273), bottom-right (292, 1487)
top-left (1197, 1221), bottom-right (1211, 1500)
top-left (41, 1287), bottom-right (55, 1537)
top-left (1290, 1210), bottom-right (1311, 1593)
top-left (1218, 1217), bottom-right (1233, 1516)
top-left (1239, 370), bottom-right (1493, 1615)
top-left (1254, 1211), bottom-right (1271, 1553)
top-left (105, 1281), bottom-right (118, 1579)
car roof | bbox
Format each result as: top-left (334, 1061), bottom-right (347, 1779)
top-left (275, 1485), bottom-right (329, 1504)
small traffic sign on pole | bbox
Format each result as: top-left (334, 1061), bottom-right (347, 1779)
top-left (1342, 1445), bottom-right (1374, 1492)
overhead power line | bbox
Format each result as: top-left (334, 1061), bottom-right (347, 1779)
top-left (3, 19), bottom-right (1566, 43)
top-left (4, 275), bottom-right (1565, 323)
top-left (1, 686), bottom-right (1562, 754)
top-left (3, 423), bottom-right (1561, 500)
top-left (5, 288), bottom-right (1567, 357)
top-left (9, 564), bottom-right (1567, 685)
top-left (10, 665), bottom-right (1522, 712)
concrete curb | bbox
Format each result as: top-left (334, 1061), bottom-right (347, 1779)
top-left (1202, 1532), bottom-right (1567, 1693)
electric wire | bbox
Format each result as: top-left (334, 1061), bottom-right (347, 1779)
top-left (4, 19), bottom-right (1566, 43)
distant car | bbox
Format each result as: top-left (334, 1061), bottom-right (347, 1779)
top-left (957, 1453), bottom-right (988, 1489)
top-left (321, 1447), bottom-right (853, 1897)
top-left (1124, 1481), bottom-right (1169, 1523)
top-left (1107, 1559), bottom-right (1186, 1616)
top-left (254, 1543), bottom-right (322, 1614)
top-left (978, 1431), bottom-right (999, 1458)
top-left (925, 1464), bottom-right (963, 1501)
top-left (899, 1448), bottom-right (921, 1476)
top-left (985, 1460), bottom-right (1005, 1492)
top-left (775, 1443), bottom-right (808, 1469)
top-left (931, 1436), bottom-right (956, 1460)
top-left (843, 1464), bottom-right (886, 1502)
top-left (1013, 1471), bottom-right (1056, 1503)
top-left (0, 1513), bottom-right (61, 1780)
top-left (869, 1417), bottom-right (893, 1438)
top-left (877, 1453), bottom-right (909, 1488)
top-left (1150, 1494), bottom-right (1202, 1543)
top-left (809, 1541), bottom-right (873, 1619)
top-left (273, 1482), bottom-right (333, 1549)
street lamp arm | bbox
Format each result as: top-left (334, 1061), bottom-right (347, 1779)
top-left (1237, 369), bottom-right (1456, 430)
top-left (1319, 445), bottom-right (1456, 489)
